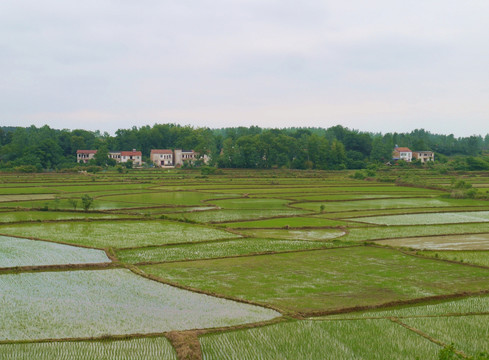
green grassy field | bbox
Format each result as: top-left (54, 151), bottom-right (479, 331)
top-left (1, 168), bottom-right (489, 359)
top-left (140, 246), bottom-right (489, 314)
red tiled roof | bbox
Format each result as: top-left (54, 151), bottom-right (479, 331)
top-left (77, 150), bottom-right (97, 154)
top-left (395, 147), bottom-right (412, 152)
top-left (121, 151), bottom-right (142, 156)
top-left (151, 149), bottom-right (173, 155)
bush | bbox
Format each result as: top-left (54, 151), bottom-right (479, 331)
top-left (14, 165), bottom-right (39, 173)
top-left (81, 194), bottom-right (94, 212)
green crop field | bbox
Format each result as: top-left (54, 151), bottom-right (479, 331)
top-left (1, 168), bottom-right (489, 359)
top-left (140, 246), bottom-right (489, 314)
top-left (0, 220), bottom-right (240, 248)
top-left (200, 319), bottom-right (440, 359)
top-left (0, 337), bottom-right (178, 360)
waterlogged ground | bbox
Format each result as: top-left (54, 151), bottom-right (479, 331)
top-left (354, 211), bottom-right (489, 225)
top-left (0, 269), bottom-right (280, 341)
top-left (0, 235), bottom-right (110, 268)
top-left (375, 233), bottom-right (489, 250)
top-left (1, 169), bottom-right (489, 359)
top-left (0, 220), bottom-right (240, 248)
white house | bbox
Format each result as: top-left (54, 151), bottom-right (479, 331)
top-left (392, 147), bottom-right (412, 162)
top-left (76, 150), bottom-right (97, 163)
top-left (120, 150), bottom-right (142, 166)
top-left (413, 151), bottom-right (435, 163)
top-left (150, 149), bottom-right (174, 167)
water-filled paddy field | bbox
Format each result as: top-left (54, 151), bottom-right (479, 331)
top-left (1, 169), bottom-right (489, 359)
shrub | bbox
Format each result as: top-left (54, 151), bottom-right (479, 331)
top-left (81, 194), bottom-right (94, 212)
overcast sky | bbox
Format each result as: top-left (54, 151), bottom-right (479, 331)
top-left (1, 1), bottom-right (489, 136)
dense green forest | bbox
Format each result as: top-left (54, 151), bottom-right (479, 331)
top-left (1, 124), bottom-right (489, 171)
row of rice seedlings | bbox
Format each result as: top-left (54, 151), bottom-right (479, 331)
top-left (419, 250), bottom-right (489, 267)
top-left (140, 247), bottom-right (489, 313)
top-left (322, 295), bottom-right (489, 319)
top-left (165, 208), bottom-right (309, 223)
top-left (115, 238), bottom-right (348, 264)
top-left (343, 223), bottom-right (489, 242)
top-left (223, 216), bottom-right (349, 229)
top-left (0, 269), bottom-right (280, 341)
top-left (320, 206), bottom-right (489, 219)
top-left (376, 234), bottom-right (489, 251)
top-left (237, 229), bottom-right (345, 241)
top-left (354, 211), bottom-right (489, 226)
top-left (0, 211), bottom-right (137, 223)
top-left (0, 220), bottom-right (240, 248)
top-left (293, 197), bottom-right (488, 213)
top-left (99, 191), bottom-right (215, 206)
top-left (0, 337), bottom-right (177, 360)
top-left (402, 315), bottom-right (489, 356)
top-left (0, 194), bottom-right (57, 202)
top-left (200, 319), bottom-right (440, 360)
top-left (209, 198), bottom-right (293, 210)
top-left (0, 236), bottom-right (110, 268)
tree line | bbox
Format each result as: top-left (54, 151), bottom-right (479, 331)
top-left (1, 124), bottom-right (489, 171)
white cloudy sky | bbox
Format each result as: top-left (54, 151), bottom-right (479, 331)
top-left (1, 1), bottom-right (489, 136)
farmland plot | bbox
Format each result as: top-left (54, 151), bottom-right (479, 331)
top-left (0, 337), bottom-right (177, 360)
top-left (238, 228), bottom-right (346, 241)
top-left (0, 235), bottom-right (110, 268)
top-left (0, 194), bottom-right (56, 202)
top-left (419, 250), bottom-right (489, 266)
top-left (225, 216), bottom-right (348, 229)
top-left (141, 247), bottom-right (489, 314)
top-left (293, 197), bottom-right (489, 213)
top-left (165, 208), bottom-right (309, 223)
top-left (0, 211), bottom-right (136, 223)
top-left (0, 220), bottom-right (240, 248)
top-left (342, 223), bottom-right (489, 242)
top-left (210, 198), bottom-right (293, 209)
top-left (375, 233), bottom-right (489, 250)
top-left (402, 315), bottom-right (489, 356)
top-left (115, 238), bottom-right (345, 264)
top-left (99, 191), bottom-right (217, 206)
top-left (0, 269), bottom-right (280, 341)
top-left (354, 211), bottom-right (489, 225)
top-left (322, 294), bottom-right (489, 319)
top-left (200, 319), bottom-right (440, 360)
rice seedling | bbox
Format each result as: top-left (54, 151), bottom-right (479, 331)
top-left (343, 223), bottom-right (489, 242)
top-left (0, 269), bottom-right (280, 341)
top-left (375, 234), bottom-right (489, 250)
top-left (141, 247), bottom-right (489, 313)
top-left (115, 238), bottom-right (350, 264)
top-left (419, 250), bottom-right (489, 266)
top-left (165, 208), bottom-right (309, 223)
top-left (237, 229), bottom-right (345, 241)
top-left (0, 337), bottom-right (177, 360)
top-left (0, 220), bottom-right (240, 248)
top-left (0, 235), bottom-right (110, 267)
top-left (403, 315), bottom-right (489, 356)
top-left (322, 294), bottom-right (489, 319)
top-left (354, 211), bottom-right (489, 226)
top-left (200, 319), bottom-right (440, 359)
top-left (225, 217), bottom-right (348, 228)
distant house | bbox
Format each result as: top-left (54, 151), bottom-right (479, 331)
top-left (120, 150), bottom-right (142, 166)
top-left (413, 151), bottom-right (434, 163)
top-left (150, 149), bottom-right (173, 167)
top-left (108, 151), bottom-right (121, 162)
top-left (174, 149), bottom-right (197, 167)
top-left (76, 150), bottom-right (97, 163)
top-left (392, 146), bottom-right (412, 162)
